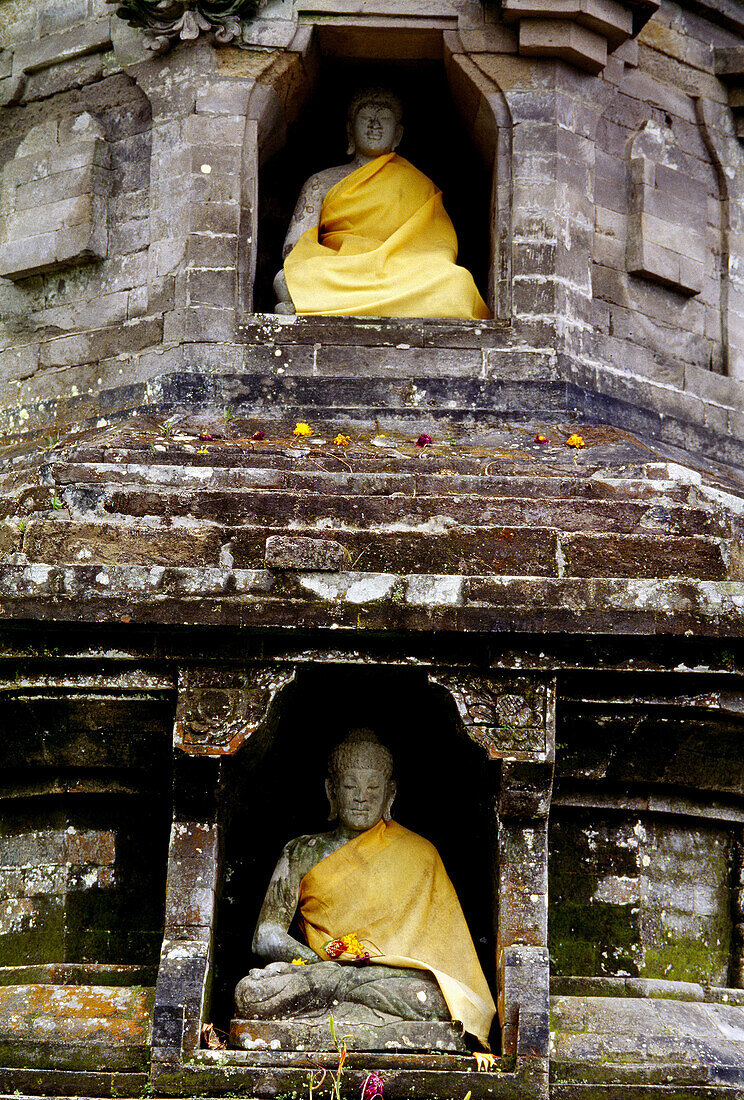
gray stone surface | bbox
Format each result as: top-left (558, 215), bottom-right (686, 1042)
top-left (230, 1015), bottom-right (467, 1052)
top-left (0, 112), bottom-right (110, 279)
top-left (264, 535), bottom-right (345, 571)
top-left (1, 4), bottom-right (744, 1100)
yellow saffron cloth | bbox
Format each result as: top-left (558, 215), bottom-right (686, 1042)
top-left (298, 819), bottom-right (496, 1046)
top-left (283, 153), bottom-right (491, 319)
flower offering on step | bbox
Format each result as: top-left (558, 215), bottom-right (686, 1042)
top-left (361, 1072), bottom-right (384, 1099)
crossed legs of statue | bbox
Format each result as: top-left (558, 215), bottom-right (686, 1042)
top-left (235, 961), bottom-right (450, 1021)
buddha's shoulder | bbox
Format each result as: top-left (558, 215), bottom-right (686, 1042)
top-left (298, 164), bottom-right (352, 198)
top-left (280, 830), bottom-right (337, 863)
top-left (388, 821), bottom-right (442, 861)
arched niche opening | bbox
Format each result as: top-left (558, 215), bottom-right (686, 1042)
top-left (242, 32), bottom-right (510, 319)
top-left (210, 664), bottom-right (496, 1040)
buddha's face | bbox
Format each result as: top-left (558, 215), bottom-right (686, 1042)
top-left (329, 765), bottom-right (395, 833)
top-left (350, 102), bottom-right (401, 159)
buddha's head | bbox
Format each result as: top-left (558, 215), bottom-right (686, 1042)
top-left (347, 87), bottom-right (404, 160)
top-left (326, 729), bottom-right (397, 832)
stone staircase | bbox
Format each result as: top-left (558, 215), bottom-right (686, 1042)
top-left (0, 414), bottom-right (742, 633)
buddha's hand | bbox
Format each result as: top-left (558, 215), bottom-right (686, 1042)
top-left (248, 961), bottom-right (297, 978)
top-left (273, 270), bottom-right (296, 315)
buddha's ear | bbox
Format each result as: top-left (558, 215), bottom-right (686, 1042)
top-left (392, 124), bottom-right (404, 152)
top-left (325, 777), bottom-right (338, 822)
top-left (382, 779), bottom-right (397, 823)
top-left (346, 122), bottom-right (355, 157)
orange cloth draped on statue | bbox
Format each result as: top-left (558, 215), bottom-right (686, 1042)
top-left (283, 153), bottom-right (490, 319)
top-left (298, 819), bottom-right (496, 1046)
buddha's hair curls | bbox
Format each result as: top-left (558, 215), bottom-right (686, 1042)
top-left (347, 87), bottom-right (403, 126)
top-left (328, 729), bottom-right (394, 785)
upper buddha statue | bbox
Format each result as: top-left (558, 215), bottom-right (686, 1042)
top-left (274, 89), bottom-right (491, 320)
top-left (234, 730), bottom-right (495, 1048)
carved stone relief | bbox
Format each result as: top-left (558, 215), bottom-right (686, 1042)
top-left (106, 0), bottom-right (258, 52)
top-left (429, 673), bottom-right (554, 760)
top-left (174, 666), bottom-right (295, 755)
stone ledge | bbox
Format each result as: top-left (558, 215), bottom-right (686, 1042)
top-left (0, 567), bottom-right (741, 635)
top-left (501, 0), bottom-right (658, 74)
top-left (151, 1055), bottom-right (539, 1100)
top-left (236, 313), bottom-right (509, 348)
top-left (230, 1016), bottom-right (468, 1052)
top-left (552, 978), bottom-right (744, 1004)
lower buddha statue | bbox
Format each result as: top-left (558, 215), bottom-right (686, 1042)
top-left (274, 89), bottom-right (490, 320)
top-left (233, 730), bottom-right (496, 1050)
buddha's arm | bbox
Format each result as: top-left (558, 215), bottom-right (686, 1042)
top-left (282, 174), bottom-right (326, 259)
top-left (252, 842), bottom-right (318, 964)
top-left (273, 175), bottom-right (326, 312)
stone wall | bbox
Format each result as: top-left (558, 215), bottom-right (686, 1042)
top-left (549, 811), bottom-right (733, 986)
top-left (0, 0), bottom-right (742, 453)
top-left (0, 689), bottom-right (172, 971)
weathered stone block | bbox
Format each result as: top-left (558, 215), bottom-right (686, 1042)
top-left (626, 122), bottom-right (706, 297)
top-left (265, 535), bottom-right (345, 571)
top-left (518, 20), bottom-right (607, 74)
top-left (0, 113), bottom-right (110, 281)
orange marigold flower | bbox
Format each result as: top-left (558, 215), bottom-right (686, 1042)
top-left (293, 422), bottom-right (313, 437)
top-left (566, 434), bottom-right (585, 448)
top-left (334, 434), bottom-right (351, 446)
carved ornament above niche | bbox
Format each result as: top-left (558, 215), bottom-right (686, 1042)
top-left (106, 0), bottom-right (259, 53)
top-left (174, 666), bottom-right (294, 756)
top-left (429, 673), bottom-right (555, 761)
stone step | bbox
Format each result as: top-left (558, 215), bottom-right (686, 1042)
top-left (48, 463), bottom-right (698, 504)
top-left (84, 487), bottom-right (730, 538)
top-left (153, 369), bottom-right (572, 416)
top-left (0, 565), bottom-right (739, 637)
top-left (20, 519), bottom-right (729, 580)
top-left (58, 442), bottom-right (605, 474)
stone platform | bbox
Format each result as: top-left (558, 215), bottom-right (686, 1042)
top-left (229, 1016), bottom-right (468, 1053)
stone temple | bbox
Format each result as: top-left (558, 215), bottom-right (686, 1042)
top-left (1, 0), bottom-right (744, 1097)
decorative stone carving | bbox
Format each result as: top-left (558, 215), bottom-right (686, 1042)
top-left (106, 0), bottom-right (258, 53)
top-left (626, 119), bottom-right (704, 296)
top-left (0, 113), bottom-right (110, 281)
top-left (174, 666), bottom-right (294, 756)
top-left (501, 0), bottom-right (658, 75)
top-left (429, 673), bottom-right (553, 759)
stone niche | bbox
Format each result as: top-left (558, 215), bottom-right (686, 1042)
top-left (253, 59), bottom-right (493, 314)
top-left (0, 111), bottom-right (110, 281)
top-left (158, 659), bottom-right (555, 1096)
top-left (212, 665), bottom-right (497, 1044)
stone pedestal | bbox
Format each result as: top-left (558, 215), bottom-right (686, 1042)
top-left (229, 1016), bottom-right (467, 1053)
